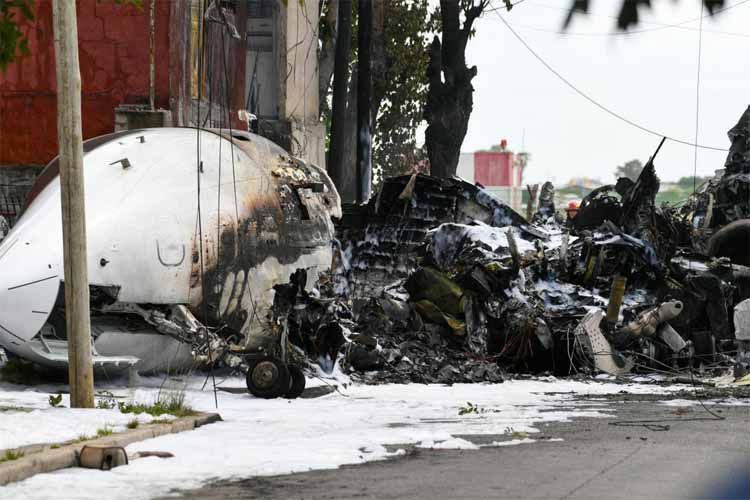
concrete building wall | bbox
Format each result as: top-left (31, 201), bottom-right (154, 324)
top-left (279, 0), bottom-right (325, 168)
top-left (457, 153), bottom-right (475, 184)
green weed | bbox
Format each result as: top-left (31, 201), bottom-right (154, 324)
top-left (95, 425), bottom-right (113, 438)
top-left (118, 391), bottom-right (194, 418)
top-left (0, 449), bottom-right (24, 463)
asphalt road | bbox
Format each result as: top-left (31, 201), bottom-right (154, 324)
top-left (166, 393), bottom-right (750, 500)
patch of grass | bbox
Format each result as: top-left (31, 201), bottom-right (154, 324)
top-left (0, 358), bottom-right (51, 385)
top-left (76, 434), bottom-right (93, 443)
top-left (0, 449), bottom-right (24, 463)
top-left (95, 425), bottom-right (113, 438)
top-left (126, 419), bottom-right (139, 429)
top-left (149, 418), bottom-right (173, 425)
top-left (118, 391), bottom-right (195, 418)
top-left (0, 405), bottom-right (31, 413)
top-left (50, 444), bottom-right (60, 449)
top-left (96, 399), bottom-right (116, 410)
top-left (503, 426), bottom-right (530, 439)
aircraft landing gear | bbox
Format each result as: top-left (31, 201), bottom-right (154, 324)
top-left (243, 325), bottom-right (306, 399)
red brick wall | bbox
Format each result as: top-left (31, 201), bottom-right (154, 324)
top-left (0, 0), bottom-right (171, 166)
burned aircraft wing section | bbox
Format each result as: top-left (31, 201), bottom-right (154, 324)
top-left (0, 128), bottom-right (340, 372)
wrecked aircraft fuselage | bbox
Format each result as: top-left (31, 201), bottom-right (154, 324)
top-left (0, 128), bottom-right (340, 373)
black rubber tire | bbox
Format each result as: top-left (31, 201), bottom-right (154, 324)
top-left (707, 219), bottom-right (750, 266)
top-left (246, 357), bottom-right (290, 399)
top-left (284, 365), bottom-right (306, 399)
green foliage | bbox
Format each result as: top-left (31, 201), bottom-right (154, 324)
top-left (372, 0), bottom-right (431, 181)
top-left (96, 391), bottom-right (118, 409)
top-left (458, 401), bottom-right (485, 415)
top-left (654, 181), bottom-right (707, 206)
top-left (0, 0), bottom-right (34, 72)
top-left (48, 393), bottom-right (63, 408)
top-left (0, 358), bottom-right (49, 385)
top-left (50, 444), bottom-right (60, 449)
top-left (676, 176), bottom-right (711, 189)
top-left (614, 159), bottom-right (644, 182)
top-left (126, 419), bottom-right (139, 429)
top-left (0, 448), bottom-right (24, 463)
top-left (0, 0), bottom-right (142, 72)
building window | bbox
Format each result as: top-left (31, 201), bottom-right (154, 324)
top-left (248, 0), bottom-right (274, 19)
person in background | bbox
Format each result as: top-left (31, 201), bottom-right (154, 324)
top-left (565, 200), bottom-right (579, 224)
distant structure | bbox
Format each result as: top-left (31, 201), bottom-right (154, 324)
top-left (457, 140), bottom-right (528, 211)
top-left (0, 0), bottom-right (323, 217)
top-left (566, 177), bottom-right (603, 189)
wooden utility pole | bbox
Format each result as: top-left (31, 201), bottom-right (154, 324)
top-left (356, 0), bottom-right (373, 203)
top-left (53, 0), bottom-right (95, 408)
top-left (328, 0), bottom-right (352, 199)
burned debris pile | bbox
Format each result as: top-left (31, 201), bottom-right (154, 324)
top-left (269, 106), bottom-right (750, 385)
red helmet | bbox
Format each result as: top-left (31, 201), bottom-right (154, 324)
top-left (567, 200), bottom-right (580, 210)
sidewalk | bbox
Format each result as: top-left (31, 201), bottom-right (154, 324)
top-left (0, 411), bottom-right (220, 486)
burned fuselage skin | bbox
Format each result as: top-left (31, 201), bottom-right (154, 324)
top-left (0, 128), bottom-right (340, 371)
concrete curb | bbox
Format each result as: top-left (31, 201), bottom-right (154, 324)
top-left (0, 412), bottom-right (221, 486)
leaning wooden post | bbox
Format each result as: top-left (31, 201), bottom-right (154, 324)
top-left (53, 0), bottom-right (95, 408)
top-left (526, 183), bottom-right (539, 221)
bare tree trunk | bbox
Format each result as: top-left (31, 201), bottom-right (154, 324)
top-left (356, 0), bottom-right (373, 202)
top-left (318, 0), bottom-right (339, 113)
top-left (328, 0), bottom-right (352, 196)
top-left (424, 0), bottom-right (485, 178)
top-left (339, 66), bottom-right (358, 203)
top-left (370, 0), bottom-right (386, 131)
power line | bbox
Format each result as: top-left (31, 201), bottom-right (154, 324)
top-left (493, 10), bottom-right (729, 152)
top-left (693, 2), bottom-right (706, 192)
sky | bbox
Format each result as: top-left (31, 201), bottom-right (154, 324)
top-left (459, 0), bottom-right (750, 185)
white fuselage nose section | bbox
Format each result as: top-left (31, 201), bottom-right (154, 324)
top-left (0, 177), bottom-right (63, 351)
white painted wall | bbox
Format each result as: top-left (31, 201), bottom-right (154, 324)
top-left (457, 152), bottom-right (475, 184)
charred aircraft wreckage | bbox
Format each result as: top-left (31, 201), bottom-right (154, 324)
top-left (0, 128), bottom-right (341, 398)
top-left (268, 106), bottom-right (750, 387)
top-left (2, 107), bottom-right (750, 399)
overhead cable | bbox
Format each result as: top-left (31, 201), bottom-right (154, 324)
top-left (493, 10), bottom-right (729, 152)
